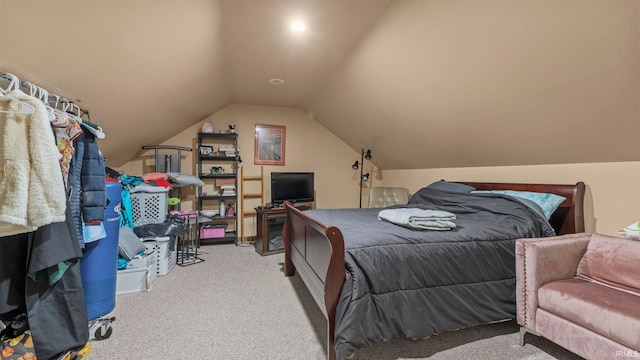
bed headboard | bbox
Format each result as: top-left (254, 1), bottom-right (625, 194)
top-left (457, 181), bottom-right (585, 235)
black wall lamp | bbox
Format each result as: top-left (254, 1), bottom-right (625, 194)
top-left (352, 148), bottom-right (372, 208)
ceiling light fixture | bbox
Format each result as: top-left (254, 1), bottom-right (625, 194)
top-left (290, 21), bottom-right (305, 32)
top-left (269, 78), bottom-right (285, 85)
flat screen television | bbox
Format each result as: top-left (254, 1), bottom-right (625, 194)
top-left (271, 172), bottom-right (315, 206)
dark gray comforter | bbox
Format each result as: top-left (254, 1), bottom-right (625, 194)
top-left (304, 188), bottom-right (556, 359)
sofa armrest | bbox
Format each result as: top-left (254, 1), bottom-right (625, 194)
top-left (515, 233), bottom-right (592, 330)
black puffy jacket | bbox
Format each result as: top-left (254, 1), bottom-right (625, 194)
top-left (68, 129), bottom-right (106, 246)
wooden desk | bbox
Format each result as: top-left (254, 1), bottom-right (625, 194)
top-left (255, 205), bottom-right (310, 256)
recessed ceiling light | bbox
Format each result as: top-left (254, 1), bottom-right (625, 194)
top-left (269, 78), bottom-right (285, 85)
top-left (290, 21), bottom-right (305, 32)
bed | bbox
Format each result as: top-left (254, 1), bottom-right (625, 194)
top-left (282, 181), bottom-right (585, 360)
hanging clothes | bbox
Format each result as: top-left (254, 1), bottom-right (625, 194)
top-left (0, 72), bottom-right (101, 360)
top-left (0, 90), bottom-right (67, 236)
top-left (0, 201), bottom-right (88, 360)
top-left (0, 234), bottom-right (28, 316)
top-left (67, 129), bottom-right (106, 246)
top-left (118, 174), bottom-right (144, 230)
top-left (54, 120), bottom-right (83, 188)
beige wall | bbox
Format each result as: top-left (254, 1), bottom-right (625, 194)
top-left (307, 0), bottom-right (640, 170)
top-left (119, 104), bottom-right (637, 238)
top-left (118, 104), bottom-right (370, 237)
top-left (380, 162), bottom-right (640, 237)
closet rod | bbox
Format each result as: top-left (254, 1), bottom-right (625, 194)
top-left (0, 71), bottom-right (89, 115)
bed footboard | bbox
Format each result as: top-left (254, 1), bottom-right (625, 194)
top-left (283, 202), bottom-right (344, 360)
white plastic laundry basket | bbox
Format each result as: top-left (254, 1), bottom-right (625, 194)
top-left (130, 190), bottom-right (169, 227)
top-left (143, 237), bottom-right (176, 276)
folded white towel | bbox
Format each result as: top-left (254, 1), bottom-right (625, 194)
top-left (378, 208), bottom-right (456, 231)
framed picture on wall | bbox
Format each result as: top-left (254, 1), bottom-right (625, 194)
top-left (199, 145), bottom-right (214, 156)
top-left (254, 124), bottom-right (285, 166)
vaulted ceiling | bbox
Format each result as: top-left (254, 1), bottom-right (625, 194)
top-left (1, 0), bottom-right (638, 169)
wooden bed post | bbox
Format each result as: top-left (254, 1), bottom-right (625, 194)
top-left (324, 226), bottom-right (345, 360)
top-left (283, 202), bottom-right (296, 277)
top-left (570, 181), bottom-right (585, 233)
top-left (282, 202), bottom-right (345, 360)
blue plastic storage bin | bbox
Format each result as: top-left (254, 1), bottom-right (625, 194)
top-left (80, 180), bottom-right (122, 320)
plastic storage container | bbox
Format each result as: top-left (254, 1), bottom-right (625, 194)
top-left (116, 264), bottom-right (154, 295)
top-left (130, 187), bottom-right (169, 227)
top-left (143, 237), bottom-right (176, 276)
top-left (81, 180), bottom-right (122, 320)
top-left (200, 224), bottom-right (227, 239)
top-left (125, 250), bottom-right (157, 270)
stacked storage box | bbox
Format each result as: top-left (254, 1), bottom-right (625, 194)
top-left (116, 250), bottom-right (157, 295)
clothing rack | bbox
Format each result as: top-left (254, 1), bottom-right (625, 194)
top-left (0, 70), bottom-right (105, 359)
top-left (0, 71), bottom-right (106, 139)
top-left (0, 71), bottom-right (90, 116)
top-left (141, 145), bottom-right (193, 173)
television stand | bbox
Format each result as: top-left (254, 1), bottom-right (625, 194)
top-left (255, 205), bottom-right (310, 256)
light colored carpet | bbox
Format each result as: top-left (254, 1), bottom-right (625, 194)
top-left (89, 243), bottom-right (583, 360)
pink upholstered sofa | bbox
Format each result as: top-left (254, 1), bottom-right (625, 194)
top-left (516, 233), bottom-right (640, 359)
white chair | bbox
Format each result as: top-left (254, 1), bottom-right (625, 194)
top-left (368, 187), bottom-right (410, 208)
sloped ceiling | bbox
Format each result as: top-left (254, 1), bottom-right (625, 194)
top-left (1, 0), bottom-right (638, 169)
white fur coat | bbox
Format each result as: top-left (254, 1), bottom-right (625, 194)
top-left (0, 90), bottom-right (66, 236)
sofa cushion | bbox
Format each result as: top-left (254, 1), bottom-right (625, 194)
top-left (538, 278), bottom-right (640, 350)
top-left (577, 234), bottom-right (640, 292)
top-left (535, 310), bottom-right (638, 359)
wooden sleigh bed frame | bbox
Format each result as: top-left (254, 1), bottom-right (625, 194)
top-left (282, 181), bottom-right (585, 360)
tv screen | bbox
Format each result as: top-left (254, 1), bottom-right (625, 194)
top-left (271, 172), bottom-right (315, 205)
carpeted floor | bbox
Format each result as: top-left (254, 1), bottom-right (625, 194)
top-left (89, 243), bottom-right (583, 359)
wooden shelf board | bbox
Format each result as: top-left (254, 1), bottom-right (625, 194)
top-left (199, 156), bottom-right (238, 161)
top-left (198, 132), bottom-right (238, 139)
top-left (199, 173), bottom-right (236, 179)
top-left (199, 195), bottom-right (237, 200)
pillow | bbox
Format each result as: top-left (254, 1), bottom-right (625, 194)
top-left (408, 181), bottom-right (475, 205)
top-left (142, 172), bottom-right (169, 181)
top-left (425, 180), bottom-right (476, 194)
top-left (471, 190), bottom-right (565, 219)
top-left (118, 227), bottom-right (146, 260)
top-left (510, 197), bottom-right (546, 219)
top-left (166, 172), bottom-right (205, 187)
top-left (577, 234), bottom-right (640, 291)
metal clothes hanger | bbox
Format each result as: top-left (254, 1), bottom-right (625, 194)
top-left (0, 73), bottom-right (35, 115)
